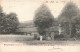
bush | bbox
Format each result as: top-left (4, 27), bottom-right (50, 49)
top-left (54, 34), bottom-right (65, 40)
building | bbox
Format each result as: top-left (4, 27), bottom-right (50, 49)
top-left (16, 21), bottom-right (59, 40)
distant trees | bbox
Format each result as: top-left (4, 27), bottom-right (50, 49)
top-left (58, 2), bottom-right (80, 39)
top-left (0, 6), bottom-right (19, 34)
top-left (34, 4), bottom-right (54, 40)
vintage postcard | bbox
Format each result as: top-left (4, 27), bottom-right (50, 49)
top-left (0, 0), bottom-right (80, 52)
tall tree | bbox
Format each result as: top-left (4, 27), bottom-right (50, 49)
top-left (0, 6), bottom-right (19, 34)
top-left (0, 6), bottom-right (6, 33)
top-left (71, 14), bottom-right (80, 38)
top-left (34, 4), bottom-right (54, 40)
top-left (4, 13), bottom-right (19, 33)
top-left (58, 2), bottom-right (80, 38)
top-left (0, 13), bottom-right (19, 33)
top-left (0, 6), bottom-right (3, 13)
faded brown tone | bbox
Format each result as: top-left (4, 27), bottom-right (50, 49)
top-left (0, 0), bottom-right (80, 52)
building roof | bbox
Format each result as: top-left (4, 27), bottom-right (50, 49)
top-left (16, 26), bottom-right (59, 33)
top-left (17, 27), bottom-right (38, 33)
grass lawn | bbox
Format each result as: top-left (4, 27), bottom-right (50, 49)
top-left (0, 35), bottom-right (80, 45)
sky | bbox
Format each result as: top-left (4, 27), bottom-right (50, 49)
top-left (1, 0), bottom-right (80, 22)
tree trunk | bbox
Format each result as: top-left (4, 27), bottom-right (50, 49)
top-left (69, 22), bottom-right (72, 37)
top-left (51, 32), bottom-right (54, 40)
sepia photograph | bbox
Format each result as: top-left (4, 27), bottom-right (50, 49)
top-left (0, 0), bottom-right (80, 52)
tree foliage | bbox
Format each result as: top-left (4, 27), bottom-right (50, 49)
top-left (58, 2), bottom-right (80, 38)
top-left (3, 13), bottom-right (19, 33)
top-left (58, 2), bottom-right (79, 22)
top-left (71, 14), bottom-right (80, 38)
top-left (0, 6), bottom-right (19, 34)
top-left (34, 4), bottom-right (54, 35)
